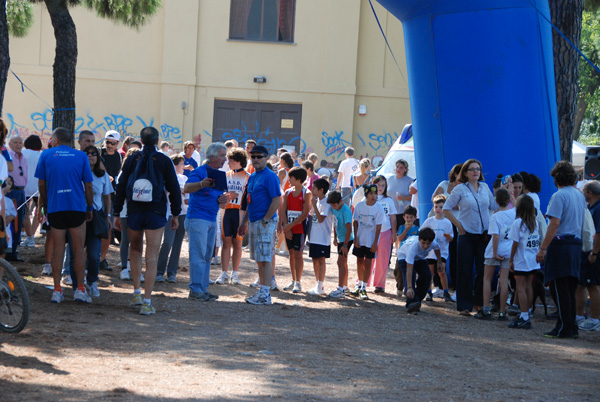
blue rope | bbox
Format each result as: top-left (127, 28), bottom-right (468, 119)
top-left (528, 0), bottom-right (600, 76)
top-left (9, 69), bottom-right (54, 110)
top-left (368, 0), bottom-right (408, 85)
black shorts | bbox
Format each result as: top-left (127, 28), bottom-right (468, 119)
top-left (286, 233), bottom-right (305, 252)
top-left (337, 240), bottom-right (354, 255)
top-left (222, 208), bottom-right (242, 239)
top-left (309, 243), bottom-right (330, 259)
top-left (128, 211), bottom-right (166, 231)
top-left (48, 211), bottom-right (86, 230)
top-left (426, 257), bottom-right (447, 266)
top-left (580, 254), bottom-right (600, 286)
top-left (352, 245), bottom-right (376, 259)
top-left (513, 270), bottom-right (538, 277)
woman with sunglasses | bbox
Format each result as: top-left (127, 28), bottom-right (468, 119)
top-left (443, 159), bottom-right (497, 316)
top-left (83, 146), bottom-right (114, 297)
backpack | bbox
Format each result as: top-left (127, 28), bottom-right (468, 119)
top-left (126, 150), bottom-right (164, 203)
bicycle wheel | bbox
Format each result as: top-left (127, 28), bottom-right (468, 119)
top-left (0, 259), bottom-right (30, 333)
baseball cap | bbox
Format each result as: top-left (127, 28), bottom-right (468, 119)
top-left (363, 184), bottom-right (378, 196)
top-left (105, 130), bottom-right (121, 142)
top-left (250, 145), bottom-right (268, 155)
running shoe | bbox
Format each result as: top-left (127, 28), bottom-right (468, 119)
top-left (189, 291), bottom-right (209, 301)
top-left (474, 310), bottom-right (492, 320)
top-left (359, 289), bottom-right (369, 300)
top-left (270, 277), bottom-right (279, 291)
top-left (211, 256), bottom-right (221, 265)
top-left (425, 292), bottom-right (433, 302)
top-left (50, 291), bottom-right (64, 304)
top-left (350, 286), bottom-right (360, 297)
top-left (432, 289), bottom-right (444, 298)
top-left (155, 275), bottom-right (165, 283)
top-left (374, 287), bottom-right (385, 294)
top-left (99, 259), bottom-right (113, 271)
top-left (250, 278), bottom-right (260, 288)
top-left (62, 275), bottom-right (72, 286)
top-left (407, 301), bottom-right (421, 313)
top-left (167, 274), bottom-right (177, 283)
top-left (245, 291), bottom-right (272, 305)
top-left (120, 269), bottom-right (131, 281)
top-left (307, 286), bottom-right (325, 296)
top-left (498, 312), bottom-right (508, 321)
top-left (74, 289), bottom-right (92, 303)
top-left (139, 302), bottom-right (156, 315)
top-left (328, 288), bottom-right (345, 299)
top-left (215, 271), bottom-right (230, 285)
top-left (579, 318), bottom-right (600, 331)
top-left (508, 317), bottom-right (531, 329)
top-left (130, 293), bottom-right (143, 306)
top-left (292, 282), bottom-right (302, 293)
top-left (507, 305), bottom-right (520, 316)
top-left (86, 281), bottom-right (100, 298)
top-left (443, 292), bottom-right (454, 302)
top-left (283, 281), bottom-right (295, 291)
top-left (41, 263), bottom-right (52, 276)
top-left (576, 315), bottom-right (587, 327)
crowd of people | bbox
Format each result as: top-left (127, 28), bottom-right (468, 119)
top-left (0, 118), bottom-right (597, 337)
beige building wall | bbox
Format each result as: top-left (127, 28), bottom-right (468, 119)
top-left (5, 0), bottom-right (410, 162)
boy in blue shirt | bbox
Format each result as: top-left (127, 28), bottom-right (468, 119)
top-left (394, 205), bottom-right (419, 295)
top-left (327, 190), bottom-right (354, 298)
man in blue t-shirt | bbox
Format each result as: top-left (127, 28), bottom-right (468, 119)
top-left (36, 127), bottom-right (94, 305)
top-left (238, 145), bottom-right (281, 305)
top-left (183, 142), bottom-right (228, 301)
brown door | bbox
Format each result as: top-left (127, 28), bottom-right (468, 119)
top-left (212, 100), bottom-right (303, 155)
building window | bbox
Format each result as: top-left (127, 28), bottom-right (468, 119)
top-left (229, 0), bottom-right (296, 43)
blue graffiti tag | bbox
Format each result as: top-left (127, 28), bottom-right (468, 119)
top-left (218, 120), bottom-right (307, 155)
top-left (368, 131), bottom-right (399, 155)
top-left (321, 130), bottom-right (351, 159)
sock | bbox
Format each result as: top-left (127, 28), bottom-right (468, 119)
top-left (260, 285), bottom-right (270, 294)
top-left (317, 281), bottom-right (324, 290)
top-left (134, 289), bottom-right (142, 295)
top-left (360, 282), bottom-right (366, 290)
top-left (143, 298), bottom-right (151, 305)
top-left (54, 285), bottom-right (62, 293)
top-left (520, 312), bottom-right (529, 321)
top-left (77, 284), bottom-right (85, 292)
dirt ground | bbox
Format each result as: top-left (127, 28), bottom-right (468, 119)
top-left (1, 235), bottom-right (599, 401)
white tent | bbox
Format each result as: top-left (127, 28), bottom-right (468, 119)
top-left (573, 140), bottom-right (586, 168)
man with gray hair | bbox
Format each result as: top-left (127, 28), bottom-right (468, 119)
top-left (578, 180), bottom-right (600, 331)
top-left (184, 142), bottom-right (229, 301)
top-left (6, 135), bottom-right (28, 261)
top-left (114, 127), bottom-right (181, 315)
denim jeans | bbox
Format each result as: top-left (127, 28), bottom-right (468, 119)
top-left (85, 225), bottom-right (102, 285)
top-left (186, 217), bottom-right (217, 293)
top-left (157, 215), bottom-right (186, 277)
top-left (6, 188), bottom-right (25, 256)
top-left (456, 232), bottom-right (487, 312)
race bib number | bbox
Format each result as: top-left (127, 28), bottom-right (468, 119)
top-left (502, 226), bottom-right (511, 240)
top-left (287, 210), bottom-right (301, 224)
top-left (526, 233), bottom-right (540, 249)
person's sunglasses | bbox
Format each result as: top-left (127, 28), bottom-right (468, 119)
top-left (88, 152), bottom-right (98, 157)
top-left (18, 165), bottom-right (23, 176)
top-left (106, 141), bottom-right (118, 146)
top-left (251, 155), bottom-right (266, 160)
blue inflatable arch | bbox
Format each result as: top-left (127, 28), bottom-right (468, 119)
top-left (376, 0), bottom-right (560, 215)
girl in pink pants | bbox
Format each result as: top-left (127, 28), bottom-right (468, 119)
top-left (369, 175), bottom-right (397, 292)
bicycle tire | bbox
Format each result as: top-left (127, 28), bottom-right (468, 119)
top-left (0, 258), bottom-right (30, 333)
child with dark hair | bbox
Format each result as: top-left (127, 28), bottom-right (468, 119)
top-left (507, 195), bottom-right (540, 329)
top-left (307, 178), bottom-right (332, 295)
top-left (327, 190), bottom-right (354, 298)
top-left (301, 160), bottom-right (319, 191)
top-left (351, 184), bottom-right (385, 300)
top-left (281, 167), bottom-right (311, 293)
top-left (479, 188), bottom-right (516, 320)
top-left (393, 205), bottom-right (419, 295)
top-left (397, 227), bottom-right (442, 313)
top-left (369, 175), bottom-right (397, 293)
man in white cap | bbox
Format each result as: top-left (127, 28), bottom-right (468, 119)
top-left (100, 130), bottom-right (123, 271)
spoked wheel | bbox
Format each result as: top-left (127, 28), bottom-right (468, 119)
top-left (0, 259), bottom-right (30, 333)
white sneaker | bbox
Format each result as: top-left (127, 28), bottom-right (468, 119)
top-left (270, 278), bottom-right (279, 291)
top-left (50, 290), bottom-right (64, 303)
top-left (245, 290), bottom-right (272, 305)
top-left (41, 263), bottom-right (52, 276)
top-left (62, 275), bottom-right (72, 286)
top-left (120, 268), bottom-right (131, 281)
top-left (230, 271), bottom-right (241, 285)
top-left (86, 281), bottom-right (100, 298)
top-left (250, 278), bottom-right (260, 288)
top-left (215, 271), bottom-right (229, 284)
top-left (283, 281), bottom-right (295, 291)
top-left (211, 256), bottom-right (221, 265)
top-left (307, 286), bottom-right (325, 296)
top-left (329, 288), bottom-right (345, 299)
top-left (432, 289), bottom-right (444, 299)
top-left (117, 261), bottom-right (123, 268)
top-left (23, 237), bottom-right (35, 247)
top-left (579, 318), bottom-right (600, 331)
top-left (292, 282), bottom-right (302, 293)
top-left (74, 289), bottom-right (92, 303)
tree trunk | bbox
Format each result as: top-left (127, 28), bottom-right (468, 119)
top-left (44, 0), bottom-right (77, 133)
top-left (573, 93), bottom-right (587, 142)
top-left (549, 0), bottom-right (584, 161)
top-left (0, 2), bottom-right (10, 118)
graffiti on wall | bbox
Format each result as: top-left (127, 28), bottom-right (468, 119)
top-left (213, 120), bottom-right (307, 156)
top-left (5, 109), bottom-right (182, 147)
top-left (321, 130), bottom-right (351, 159)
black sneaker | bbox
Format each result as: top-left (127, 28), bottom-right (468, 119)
top-left (508, 317), bottom-right (531, 329)
top-left (374, 287), bottom-right (385, 294)
top-left (350, 287), bottom-right (360, 297)
top-left (407, 301), bottom-right (421, 313)
top-left (498, 312), bottom-right (508, 321)
top-left (543, 329), bottom-right (575, 339)
top-left (443, 292), bottom-right (453, 302)
top-left (474, 310), bottom-right (492, 320)
top-left (99, 259), bottom-right (113, 271)
top-left (425, 293), bottom-right (433, 302)
top-left (359, 289), bottom-right (369, 300)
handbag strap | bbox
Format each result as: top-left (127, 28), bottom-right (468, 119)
top-left (466, 183), bottom-right (485, 230)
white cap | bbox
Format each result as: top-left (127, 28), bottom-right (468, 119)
top-left (105, 130), bottom-right (121, 142)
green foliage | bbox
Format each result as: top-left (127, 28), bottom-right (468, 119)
top-left (578, 10), bottom-right (600, 145)
top-left (82, 0), bottom-right (162, 29)
top-left (7, 0), bottom-right (34, 37)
